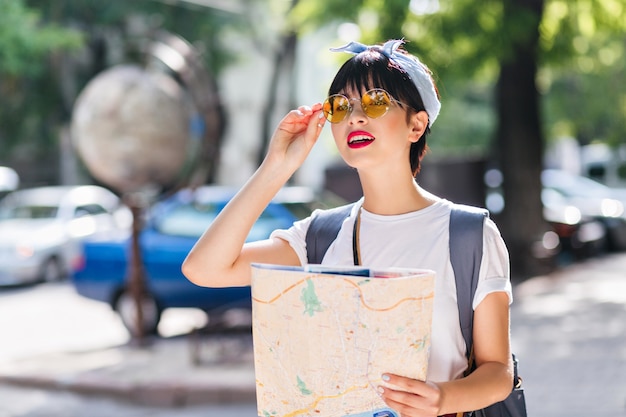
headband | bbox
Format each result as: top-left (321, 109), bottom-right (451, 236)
top-left (330, 39), bottom-right (441, 127)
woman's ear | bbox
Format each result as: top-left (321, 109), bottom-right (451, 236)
top-left (409, 110), bottom-right (429, 143)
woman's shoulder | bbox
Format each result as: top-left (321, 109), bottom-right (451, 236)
top-left (445, 201), bottom-right (503, 236)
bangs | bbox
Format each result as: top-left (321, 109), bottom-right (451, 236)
top-left (328, 51), bottom-right (426, 113)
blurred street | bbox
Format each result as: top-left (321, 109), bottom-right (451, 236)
top-left (511, 252), bottom-right (626, 416)
top-left (0, 282), bottom-right (129, 363)
top-left (1, 253), bottom-right (626, 416)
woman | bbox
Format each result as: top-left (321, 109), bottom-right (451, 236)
top-left (182, 39), bottom-right (513, 417)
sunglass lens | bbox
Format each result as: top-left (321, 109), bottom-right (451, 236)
top-left (362, 89), bottom-right (391, 119)
top-left (323, 95), bottom-right (350, 123)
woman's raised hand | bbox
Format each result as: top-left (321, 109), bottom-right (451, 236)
top-left (265, 103), bottom-right (325, 172)
top-left (182, 104), bottom-right (325, 288)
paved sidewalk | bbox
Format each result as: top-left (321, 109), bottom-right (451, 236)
top-left (1, 253), bottom-right (626, 416)
top-left (510, 253), bottom-right (626, 417)
top-left (0, 328), bottom-right (257, 407)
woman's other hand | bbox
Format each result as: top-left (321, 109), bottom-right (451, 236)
top-left (378, 373), bottom-right (442, 417)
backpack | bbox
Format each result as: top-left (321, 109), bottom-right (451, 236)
top-left (305, 203), bottom-right (527, 417)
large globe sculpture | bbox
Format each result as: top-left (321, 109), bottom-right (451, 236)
top-left (69, 33), bottom-right (222, 342)
top-left (71, 65), bottom-right (202, 194)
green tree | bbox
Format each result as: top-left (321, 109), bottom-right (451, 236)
top-left (0, 0), bottom-right (246, 184)
top-left (0, 0), bottom-right (82, 163)
top-left (290, 0), bottom-right (626, 277)
top-left (0, 0), bottom-right (82, 76)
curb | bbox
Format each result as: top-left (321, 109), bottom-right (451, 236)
top-left (0, 374), bottom-right (257, 407)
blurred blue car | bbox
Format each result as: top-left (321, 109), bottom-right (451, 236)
top-left (71, 185), bottom-right (336, 336)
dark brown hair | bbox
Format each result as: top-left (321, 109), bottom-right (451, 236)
top-left (328, 47), bottom-right (434, 177)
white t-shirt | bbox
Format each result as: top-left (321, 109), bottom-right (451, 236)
top-left (270, 198), bottom-right (511, 383)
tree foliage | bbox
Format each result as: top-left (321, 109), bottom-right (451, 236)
top-left (290, 0), bottom-right (626, 151)
top-left (539, 0), bottom-right (626, 146)
top-left (0, 0), bottom-right (83, 168)
top-left (0, 0), bottom-right (247, 184)
top-left (0, 0), bottom-right (82, 77)
top-left (289, 0), bottom-right (625, 276)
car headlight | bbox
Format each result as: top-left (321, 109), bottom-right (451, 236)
top-left (601, 199), bottom-right (624, 218)
top-left (541, 231), bottom-right (561, 251)
top-left (15, 243), bottom-right (35, 259)
top-left (563, 206), bottom-right (582, 225)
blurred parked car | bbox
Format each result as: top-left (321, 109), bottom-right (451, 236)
top-left (71, 185), bottom-right (343, 336)
top-left (0, 185), bottom-right (129, 286)
top-left (485, 168), bottom-right (609, 260)
top-left (542, 169), bottom-right (626, 251)
top-left (542, 187), bottom-right (607, 259)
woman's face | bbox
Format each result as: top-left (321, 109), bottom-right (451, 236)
top-left (329, 87), bottom-right (423, 175)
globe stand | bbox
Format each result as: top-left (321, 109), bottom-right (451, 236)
top-left (70, 31), bottom-right (223, 347)
top-left (121, 193), bottom-right (145, 345)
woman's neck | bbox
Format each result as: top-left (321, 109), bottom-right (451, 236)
top-left (358, 170), bottom-right (438, 215)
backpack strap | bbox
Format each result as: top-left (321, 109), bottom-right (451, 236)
top-left (305, 203), bottom-right (355, 264)
top-left (449, 204), bottom-right (489, 360)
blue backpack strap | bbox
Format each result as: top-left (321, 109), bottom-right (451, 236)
top-left (449, 204), bottom-right (489, 360)
top-left (305, 203), bottom-right (355, 264)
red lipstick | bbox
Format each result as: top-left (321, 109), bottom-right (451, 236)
top-left (347, 131), bottom-right (375, 149)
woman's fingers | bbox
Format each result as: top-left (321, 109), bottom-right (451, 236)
top-left (378, 374), bottom-right (442, 416)
top-left (306, 109), bottom-right (325, 140)
top-left (279, 105), bottom-right (319, 134)
top-left (264, 103), bottom-right (325, 171)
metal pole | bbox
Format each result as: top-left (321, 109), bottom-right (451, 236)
top-left (126, 194), bottom-right (147, 345)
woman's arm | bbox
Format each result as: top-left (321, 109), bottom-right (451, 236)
top-left (379, 291), bottom-right (513, 416)
top-left (437, 291), bottom-right (513, 411)
top-left (182, 104), bottom-right (326, 287)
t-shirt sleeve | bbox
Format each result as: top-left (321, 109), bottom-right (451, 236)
top-left (269, 213), bottom-right (314, 266)
top-left (473, 217), bottom-right (512, 310)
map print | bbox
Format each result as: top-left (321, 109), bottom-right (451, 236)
top-left (251, 264), bottom-right (435, 417)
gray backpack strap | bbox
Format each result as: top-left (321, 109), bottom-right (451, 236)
top-left (305, 203), bottom-right (355, 264)
top-left (449, 204), bottom-right (489, 359)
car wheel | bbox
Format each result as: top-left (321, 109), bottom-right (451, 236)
top-left (115, 290), bottom-right (162, 337)
top-left (40, 257), bottom-right (64, 282)
top-left (605, 222), bottom-right (626, 252)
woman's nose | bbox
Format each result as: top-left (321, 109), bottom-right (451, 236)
top-left (348, 101), bottom-right (368, 124)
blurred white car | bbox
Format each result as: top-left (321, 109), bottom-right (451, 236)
top-left (0, 185), bottom-right (130, 286)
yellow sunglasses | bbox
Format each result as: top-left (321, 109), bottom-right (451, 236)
top-left (322, 88), bottom-right (408, 123)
